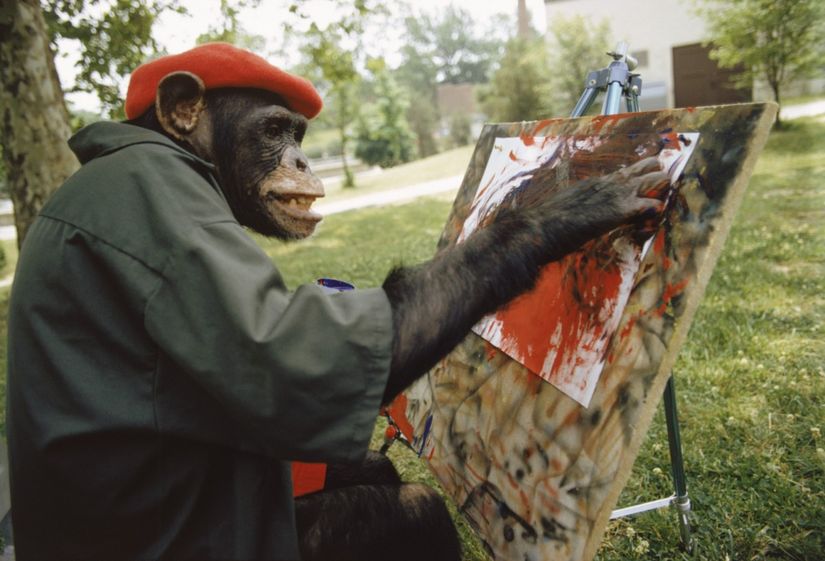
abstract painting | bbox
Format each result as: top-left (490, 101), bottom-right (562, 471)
top-left (462, 132), bottom-right (698, 406)
top-left (386, 103), bottom-right (776, 561)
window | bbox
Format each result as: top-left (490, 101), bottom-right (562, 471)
top-left (631, 50), bottom-right (649, 68)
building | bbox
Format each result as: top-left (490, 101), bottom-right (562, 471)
top-left (543, 0), bottom-right (750, 110)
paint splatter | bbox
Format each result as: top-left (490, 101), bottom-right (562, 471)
top-left (462, 133), bottom-right (698, 406)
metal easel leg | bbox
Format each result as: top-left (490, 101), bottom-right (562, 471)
top-left (664, 375), bottom-right (694, 553)
top-left (610, 374), bottom-right (695, 554)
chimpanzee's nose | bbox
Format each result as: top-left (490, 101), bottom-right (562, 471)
top-left (283, 146), bottom-right (310, 173)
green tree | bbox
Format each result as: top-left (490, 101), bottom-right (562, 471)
top-left (698, 0), bottom-right (825, 126)
top-left (0, 0), bottom-right (177, 246)
top-left (2, 0), bottom-right (81, 247)
top-left (401, 6), bottom-right (502, 86)
top-left (479, 37), bottom-right (554, 122)
top-left (294, 0), bottom-right (385, 187)
top-left (448, 112), bottom-right (472, 148)
top-left (394, 45), bottom-right (439, 158)
top-left (355, 59), bottom-right (414, 168)
top-left (302, 30), bottom-right (360, 187)
top-left (547, 14), bottom-right (612, 115)
top-left (394, 6), bottom-right (505, 157)
top-left (0, 146), bottom-right (6, 198)
top-left (42, 0), bottom-right (183, 118)
top-left (195, 0), bottom-right (264, 51)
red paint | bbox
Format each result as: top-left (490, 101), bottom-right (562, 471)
top-left (520, 132), bottom-right (536, 146)
top-left (652, 230), bottom-right (673, 270)
top-left (657, 279), bottom-right (689, 315)
top-left (534, 119), bottom-right (555, 133)
top-left (492, 240), bottom-right (626, 385)
top-left (291, 462), bottom-right (327, 497)
top-left (660, 130), bottom-right (680, 150)
top-left (619, 315), bottom-right (637, 339)
top-left (590, 113), bottom-right (629, 134)
top-left (484, 341), bottom-right (498, 362)
top-left (519, 489), bottom-right (531, 514)
top-left (508, 150), bottom-right (518, 161)
top-left (387, 394), bottom-right (415, 441)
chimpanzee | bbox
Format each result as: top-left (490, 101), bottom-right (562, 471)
top-left (6, 43), bottom-right (668, 561)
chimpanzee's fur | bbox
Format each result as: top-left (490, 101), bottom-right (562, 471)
top-left (135, 78), bottom-right (668, 561)
top-left (295, 454), bottom-right (461, 561)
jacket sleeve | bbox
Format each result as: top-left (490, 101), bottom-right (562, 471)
top-left (144, 220), bottom-right (393, 462)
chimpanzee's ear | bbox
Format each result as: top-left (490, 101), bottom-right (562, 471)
top-left (155, 71), bottom-right (207, 140)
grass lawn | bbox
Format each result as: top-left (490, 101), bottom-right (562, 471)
top-left (1, 240), bottom-right (18, 279)
top-left (0, 117), bottom-right (822, 559)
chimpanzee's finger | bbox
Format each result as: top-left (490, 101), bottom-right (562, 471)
top-left (633, 170), bottom-right (671, 199)
top-left (626, 197), bottom-right (666, 221)
top-left (620, 156), bottom-right (662, 178)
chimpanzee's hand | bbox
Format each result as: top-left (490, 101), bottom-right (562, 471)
top-left (526, 156), bottom-right (670, 260)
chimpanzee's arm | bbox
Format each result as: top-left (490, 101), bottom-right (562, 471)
top-left (381, 158), bottom-right (668, 403)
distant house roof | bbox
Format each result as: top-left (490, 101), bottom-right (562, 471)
top-left (437, 83), bottom-right (478, 117)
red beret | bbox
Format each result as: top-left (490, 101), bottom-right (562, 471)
top-left (125, 42), bottom-right (323, 120)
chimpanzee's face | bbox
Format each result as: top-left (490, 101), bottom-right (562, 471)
top-left (207, 89), bottom-right (325, 240)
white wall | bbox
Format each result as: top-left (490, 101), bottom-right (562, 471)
top-left (544, 0), bottom-right (709, 107)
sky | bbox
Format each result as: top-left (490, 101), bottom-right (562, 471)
top-left (57, 0), bottom-right (548, 113)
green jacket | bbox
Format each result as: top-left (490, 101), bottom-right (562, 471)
top-left (6, 122), bottom-right (393, 560)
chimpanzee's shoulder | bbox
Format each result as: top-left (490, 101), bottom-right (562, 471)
top-left (39, 123), bottom-right (237, 272)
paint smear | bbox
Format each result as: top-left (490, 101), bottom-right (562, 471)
top-left (461, 133), bottom-right (699, 406)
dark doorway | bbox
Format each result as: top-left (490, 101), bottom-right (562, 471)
top-left (672, 43), bottom-right (751, 107)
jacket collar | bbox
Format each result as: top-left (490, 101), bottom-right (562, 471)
top-left (69, 121), bottom-right (215, 173)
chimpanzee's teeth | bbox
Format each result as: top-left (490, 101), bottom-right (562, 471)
top-left (277, 195), bottom-right (316, 212)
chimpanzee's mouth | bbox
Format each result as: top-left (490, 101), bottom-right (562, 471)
top-left (267, 193), bottom-right (323, 221)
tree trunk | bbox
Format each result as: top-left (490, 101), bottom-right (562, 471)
top-left (0, 0), bottom-right (78, 248)
top-left (769, 78), bottom-right (783, 128)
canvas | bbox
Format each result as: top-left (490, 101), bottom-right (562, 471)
top-left (386, 103), bottom-right (776, 561)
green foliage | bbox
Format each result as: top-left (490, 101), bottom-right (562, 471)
top-left (478, 37), bottom-right (554, 122)
top-left (547, 14), bottom-right (613, 115)
top-left (479, 14), bottom-right (610, 122)
top-left (42, 0), bottom-right (185, 118)
top-left (447, 112), bottom-right (472, 148)
top-left (0, 145), bottom-right (6, 198)
top-left (195, 0), bottom-right (264, 51)
top-left (394, 6), bottom-right (504, 157)
top-left (698, 0), bottom-right (825, 119)
top-left (293, 0), bottom-right (387, 187)
top-left (399, 6), bottom-right (503, 86)
top-left (68, 107), bottom-right (103, 132)
top-left (355, 61), bottom-right (415, 168)
top-left (0, 241), bottom-right (16, 280)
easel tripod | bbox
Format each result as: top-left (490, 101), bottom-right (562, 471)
top-left (572, 41), bottom-right (694, 553)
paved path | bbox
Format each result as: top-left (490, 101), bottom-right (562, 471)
top-left (781, 99), bottom-right (825, 120)
top-left (314, 174), bottom-right (463, 216)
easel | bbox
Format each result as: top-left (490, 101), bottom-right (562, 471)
top-left (570, 41), bottom-right (694, 553)
top-left (381, 41), bottom-right (695, 555)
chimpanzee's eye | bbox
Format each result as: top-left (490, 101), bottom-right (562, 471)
top-left (265, 123), bottom-right (281, 138)
top-left (264, 116), bottom-right (291, 139)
